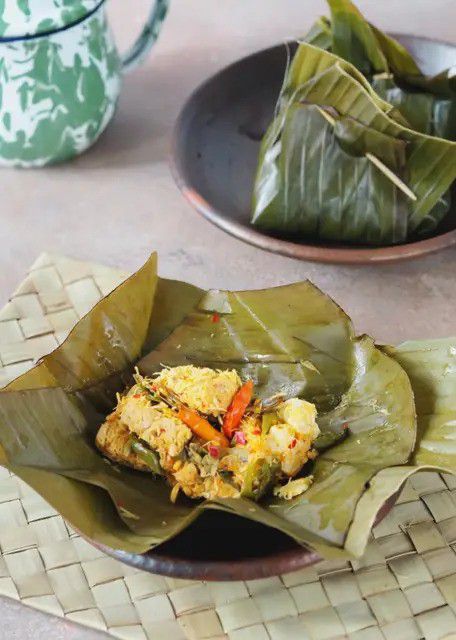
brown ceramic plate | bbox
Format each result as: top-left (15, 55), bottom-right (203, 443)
top-left (171, 35), bottom-right (456, 264)
top-left (90, 490), bottom-right (400, 582)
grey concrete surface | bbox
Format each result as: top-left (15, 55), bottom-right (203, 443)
top-left (0, 1), bottom-right (455, 638)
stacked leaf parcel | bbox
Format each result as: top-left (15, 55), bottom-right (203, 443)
top-left (0, 252), bottom-right (455, 561)
top-left (252, 0), bottom-right (456, 245)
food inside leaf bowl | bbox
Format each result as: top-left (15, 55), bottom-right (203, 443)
top-left (97, 365), bottom-right (320, 502)
top-left (1, 253), bottom-right (456, 580)
top-left (171, 0), bottom-right (456, 263)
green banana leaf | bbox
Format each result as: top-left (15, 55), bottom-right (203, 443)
top-left (388, 339), bottom-right (456, 470)
top-left (371, 75), bottom-right (435, 136)
top-left (0, 254), bottom-right (418, 559)
top-left (372, 75), bottom-right (456, 140)
top-left (285, 39), bottom-right (402, 122)
top-left (254, 103), bottom-right (411, 243)
top-left (251, 42), bottom-right (456, 244)
top-left (304, 0), bottom-right (420, 82)
top-left (304, 0), bottom-right (456, 140)
top-left (327, 0), bottom-right (420, 77)
top-left (368, 25), bottom-right (421, 77)
top-left (346, 338), bottom-right (456, 557)
top-left (327, 0), bottom-right (389, 75)
top-left (302, 15), bottom-right (332, 51)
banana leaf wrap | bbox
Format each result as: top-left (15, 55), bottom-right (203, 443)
top-left (0, 253), bottom-right (455, 560)
top-left (251, 40), bottom-right (456, 244)
top-left (306, 0), bottom-right (456, 140)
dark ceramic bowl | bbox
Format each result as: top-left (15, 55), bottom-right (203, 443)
top-left (91, 489), bottom-right (400, 581)
top-left (171, 35), bottom-right (456, 264)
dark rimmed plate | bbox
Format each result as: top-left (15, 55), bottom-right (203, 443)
top-left (88, 490), bottom-right (399, 582)
top-left (170, 35), bottom-right (456, 264)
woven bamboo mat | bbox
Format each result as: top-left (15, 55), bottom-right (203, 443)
top-left (0, 254), bottom-right (456, 640)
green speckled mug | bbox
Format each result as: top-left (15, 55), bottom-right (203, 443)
top-left (0, 0), bottom-right (169, 167)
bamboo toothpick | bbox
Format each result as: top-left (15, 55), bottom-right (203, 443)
top-left (365, 152), bottom-right (417, 201)
top-left (317, 106), bottom-right (337, 126)
top-left (316, 106), bottom-right (417, 202)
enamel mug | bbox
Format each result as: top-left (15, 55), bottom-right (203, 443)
top-left (0, 0), bottom-right (169, 167)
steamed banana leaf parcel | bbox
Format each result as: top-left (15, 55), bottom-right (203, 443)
top-left (0, 253), bottom-right (456, 559)
top-left (306, 0), bottom-right (456, 141)
top-left (252, 42), bottom-right (456, 245)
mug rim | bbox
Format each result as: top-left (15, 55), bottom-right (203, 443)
top-left (0, 0), bottom-right (105, 43)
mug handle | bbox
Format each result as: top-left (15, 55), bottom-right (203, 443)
top-left (121, 0), bottom-right (170, 73)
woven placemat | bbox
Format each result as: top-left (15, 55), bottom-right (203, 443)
top-left (0, 253), bottom-right (456, 640)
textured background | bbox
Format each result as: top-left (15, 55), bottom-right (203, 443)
top-left (1, 0), bottom-right (456, 638)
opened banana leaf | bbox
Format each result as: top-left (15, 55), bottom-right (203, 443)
top-left (387, 339), bottom-right (456, 470)
top-left (346, 338), bottom-right (456, 557)
top-left (252, 42), bottom-right (456, 244)
top-left (0, 253), bottom-right (421, 559)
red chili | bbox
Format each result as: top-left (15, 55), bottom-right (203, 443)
top-left (222, 380), bottom-right (254, 439)
top-left (212, 313), bottom-right (220, 323)
top-left (178, 406), bottom-right (229, 448)
top-left (289, 438), bottom-right (297, 449)
top-left (133, 393), bottom-right (142, 399)
top-left (252, 429), bottom-right (261, 436)
top-left (208, 445), bottom-right (220, 458)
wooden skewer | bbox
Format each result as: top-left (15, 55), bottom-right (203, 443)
top-left (316, 106), bottom-right (417, 202)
